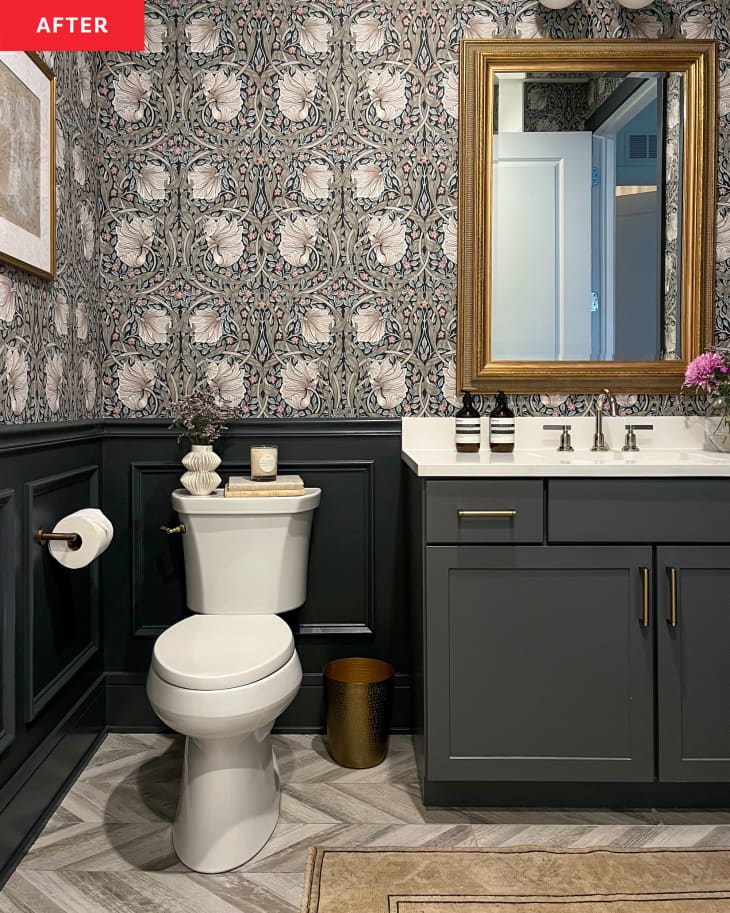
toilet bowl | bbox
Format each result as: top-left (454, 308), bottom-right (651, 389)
top-left (146, 488), bottom-right (320, 873)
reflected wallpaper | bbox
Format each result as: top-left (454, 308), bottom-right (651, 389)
top-left (1, 2), bottom-right (729, 422)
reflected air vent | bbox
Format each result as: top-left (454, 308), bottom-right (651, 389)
top-left (628, 133), bottom-right (657, 160)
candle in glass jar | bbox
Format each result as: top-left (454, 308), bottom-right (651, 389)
top-left (251, 444), bottom-right (278, 481)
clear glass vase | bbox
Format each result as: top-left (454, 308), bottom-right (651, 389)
top-left (704, 398), bottom-right (730, 452)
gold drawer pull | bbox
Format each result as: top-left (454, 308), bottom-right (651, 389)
top-left (457, 510), bottom-right (517, 519)
top-left (667, 566), bottom-right (678, 627)
top-left (640, 566), bottom-right (650, 627)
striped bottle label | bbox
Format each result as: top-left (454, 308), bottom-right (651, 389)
top-left (490, 416), bottom-right (515, 444)
top-left (455, 417), bottom-right (481, 445)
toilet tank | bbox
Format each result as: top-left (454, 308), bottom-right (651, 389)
top-left (171, 488), bottom-right (321, 614)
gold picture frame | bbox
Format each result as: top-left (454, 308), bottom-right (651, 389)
top-left (0, 52), bottom-right (55, 280)
top-left (457, 40), bottom-right (716, 394)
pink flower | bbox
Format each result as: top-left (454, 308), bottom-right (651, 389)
top-left (684, 352), bottom-right (725, 392)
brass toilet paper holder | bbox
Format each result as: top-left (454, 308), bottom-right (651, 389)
top-left (35, 529), bottom-right (81, 550)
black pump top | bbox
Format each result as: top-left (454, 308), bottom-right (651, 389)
top-left (492, 390), bottom-right (513, 416)
top-left (456, 391), bottom-right (479, 417)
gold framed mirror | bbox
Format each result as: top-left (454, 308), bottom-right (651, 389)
top-left (457, 40), bottom-right (716, 394)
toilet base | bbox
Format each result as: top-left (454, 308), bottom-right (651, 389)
top-left (172, 726), bottom-right (280, 873)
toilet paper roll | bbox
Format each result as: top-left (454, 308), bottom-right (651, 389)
top-left (47, 510), bottom-right (113, 570)
top-left (73, 508), bottom-right (114, 548)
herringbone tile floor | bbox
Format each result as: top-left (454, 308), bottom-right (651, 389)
top-left (1, 733), bottom-right (730, 912)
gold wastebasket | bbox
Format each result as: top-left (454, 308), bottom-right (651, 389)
top-left (324, 658), bottom-right (394, 768)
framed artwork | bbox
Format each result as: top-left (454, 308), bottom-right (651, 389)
top-left (0, 52), bottom-right (55, 280)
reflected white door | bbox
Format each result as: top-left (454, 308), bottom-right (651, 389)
top-left (614, 189), bottom-right (659, 361)
top-left (492, 132), bottom-right (593, 361)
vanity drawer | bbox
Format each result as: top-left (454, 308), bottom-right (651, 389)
top-left (425, 480), bottom-right (543, 543)
top-left (549, 479), bottom-right (730, 543)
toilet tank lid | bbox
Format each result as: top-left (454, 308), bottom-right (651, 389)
top-left (172, 487), bottom-right (321, 515)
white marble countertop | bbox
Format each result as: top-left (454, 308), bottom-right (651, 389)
top-left (402, 417), bottom-right (730, 478)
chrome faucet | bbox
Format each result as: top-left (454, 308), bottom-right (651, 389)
top-left (591, 388), bottom-right (617, 452)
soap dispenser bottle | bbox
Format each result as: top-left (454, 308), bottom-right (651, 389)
top-left (489, 391), bottom-right (515, 453)
top-left (455, 392), bottom-right (481, 453)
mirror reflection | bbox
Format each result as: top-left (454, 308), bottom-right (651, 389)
top-left (491, 70), bottom-right (682, 363)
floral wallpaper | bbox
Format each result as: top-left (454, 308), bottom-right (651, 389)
top-left (95, 0), bottom-right (730, 420)
top-left (3, 3), bottom-right (730, 424)
top-left (0, 52), bottom-right (100, 424)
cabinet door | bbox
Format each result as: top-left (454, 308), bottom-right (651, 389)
top-left (426, 546), bottom-right (654, 782)
top-left (657, 547), bottom-right (730, 782)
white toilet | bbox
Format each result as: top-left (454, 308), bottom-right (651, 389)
top-left (146, 487), bottom-right (321, 874)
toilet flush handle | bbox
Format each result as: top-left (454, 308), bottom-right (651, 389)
top-left (160, 523), bottom-right (186, 534)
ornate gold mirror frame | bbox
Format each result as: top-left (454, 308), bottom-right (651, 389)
top-left (457, 40), bottom-right (716, 394)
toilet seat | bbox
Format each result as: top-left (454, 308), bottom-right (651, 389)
top-left (152, 615), bottom-right (295, 691)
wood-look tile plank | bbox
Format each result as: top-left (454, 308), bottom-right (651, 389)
top-left (696, 826), bottom-right (730, 846)
top-left (473, 824), bottom-right (599, 847)
top-left (17, 824), bottom-right (178, 872)
top-left (237, 873), bottom-right (304, 912)
top-left (272, 734), bottom-right (416, 785)
top-left (15, 871), bottom-right (199, 913)
top-left (656, 808), bottom-right (730, 824)
top-left (38, 808), bottom-right (83, 838)
top-left (0, 876), bottom-right (68, 913)
top-left (185, 872), bottom-right (300, 913)
top-left (242, 824), bottom-right (476, 873)
top-left (123, 872), bottom-right (256, 913)
top-left (4, 731), bottom-right (730, 913)
top-left (467, 807), bottom-right (661, 825)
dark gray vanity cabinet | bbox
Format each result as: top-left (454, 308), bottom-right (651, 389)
top-left (407, 472), bottom-right (730, 804)
top-left (656, 547), bottom-right (730, 782)
top-left (426, 546), bottom-right (654, 782)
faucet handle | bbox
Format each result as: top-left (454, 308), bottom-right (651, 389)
top-left (543, 424), bottom-right (574, 452)
top-left (622, 423), bottom-right (654, 452)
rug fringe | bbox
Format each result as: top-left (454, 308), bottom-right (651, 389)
top-left (300, 846), bottom-right (319, 913)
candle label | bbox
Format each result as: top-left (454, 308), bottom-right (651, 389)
top-left (258, 454), bottom-right (276, 473)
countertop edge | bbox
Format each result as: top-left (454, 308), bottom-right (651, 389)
top-left (401, 448), bottom-right (730, 478)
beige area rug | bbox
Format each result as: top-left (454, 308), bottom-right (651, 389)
top-left (301, 847), bottom-right (730, 913)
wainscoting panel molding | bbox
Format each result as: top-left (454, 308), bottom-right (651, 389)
top-left (130, 459), bottom-right (376, 636)
top-left (0, 490), bottom-right (15, 757)
top-left (24, 466), bottom-right (101, 722)
top-left (0, 428), bottom-right (105, 887)
top-left (285, 460), bottom-right (375, 636)
top-left (104, 419), bottom-right (408, 730)
top-left (130, 463), bottom-right (188, 638)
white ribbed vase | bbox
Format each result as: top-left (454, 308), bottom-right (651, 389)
top-left (180, 445), bottom-right (222, 496)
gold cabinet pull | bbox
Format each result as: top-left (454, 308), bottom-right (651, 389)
top-left (457, 509), bottom-right (517, 518)
top-left (640, 566), bottom-right (650, 627)
top-left (667, 566), bottom-right (678, 627)
top-left (160, 524), bottom-right (186, 535)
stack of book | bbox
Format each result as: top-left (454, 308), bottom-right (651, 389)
top-left (224, 475), bottom-right (305, 497)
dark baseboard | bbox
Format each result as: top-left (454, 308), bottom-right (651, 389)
top-left (0, 678), bottom-right (106, 887)
top-left (422, 778), bottom-right (730, 808)
top-left (105, 672), bottom-right (413, 734)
